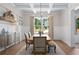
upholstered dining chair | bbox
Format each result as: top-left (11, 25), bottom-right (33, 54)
top-left (33, 37), bottom-right (47, 54)
top-left (48, 40), bottom-right (56, 53)
top-left (28, 32), bottom-right (31, 38)
top-left (24, 33), bottom-right (32, 50)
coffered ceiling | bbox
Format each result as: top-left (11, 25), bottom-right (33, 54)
top-left (14, 3), bottom-right (68, 17)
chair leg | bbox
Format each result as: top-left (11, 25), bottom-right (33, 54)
top-left (48, 45), bottom-right (56, 53)
top-left (26, 44), bottom-right (30, 50)
top-left (54, 46), bottom-right (56, 53)
top-left (26, 44), bottom-right (27, 50)
top-left (48, 46), bottom-right (50, 53)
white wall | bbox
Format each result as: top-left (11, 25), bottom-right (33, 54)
top-left (0, 3), bottom-right (23, 43)
top-left (52, 9), bottom-right (72, 47)
top-left (52, 5), bottom-right (74, 47)
top-left (52, 4), bottom-right (79, 47)
top-left (0, 3), bottom-right (33, 42)
top-left (23, 14), bottom-right (32, 32)
top-left (57, 3), bottom-right (79, 47)
top-left (53, 11), bottom-right (64, 40)
top-left (61, 9), bottom-right (72, 47)
top-left (21, 13), bottom-right (34, 39)
top-left (19, 14), bottom-right (31, 40)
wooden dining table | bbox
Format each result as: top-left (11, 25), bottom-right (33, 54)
top-left (28, 34), bottom-right (51, 44)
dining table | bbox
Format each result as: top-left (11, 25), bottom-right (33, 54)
top-left (28, 33), bottom-right (51, 44)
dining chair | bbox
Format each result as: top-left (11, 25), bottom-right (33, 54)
top-left (33, 37), bottom-right (47, 54)
top-left (24, 33), bottom-right (32, 50)
top-left (28, 32), bottom-right (31, 38)
top-left (48, 40), bottom-right (56, 53)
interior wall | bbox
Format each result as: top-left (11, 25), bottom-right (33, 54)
top-left (23, 13), bottom-right (34, 35)
top-left (52, 8), bottom-right (72, 47)
top-left (52, 4), bottom-right (79, 47)
top-left (53, 11), bottom-right (64, 40)
top-left (19, 14), bottom-right (30, 40)
top-left (23, 14), bottom-right (31, 32)
top-left (0, 3), bottom-right (24, 41)
top-left (0, 3), bottom-right (23, 47)
top-left (61, 9), bottom-right (72, 47)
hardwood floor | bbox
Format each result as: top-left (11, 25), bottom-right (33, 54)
top-left (55, 40), bottom-right (79, 55)
top-left (0, 41), bottom-right (25, 55)
top-left (55, 40), bottom-right (71, 55)
top-left (0, 40), bottom-right (79, 55)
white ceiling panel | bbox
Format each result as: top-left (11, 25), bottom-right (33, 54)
top-left (35, 11), bottom-right (48, 17)
top-left (14, 3), bottom-right (31, 8)
top-left (34, 3), bottom-right (49, 8)
top-left (22, 9), bottom-right (34, 14)
top-left (53, 3), bottom-right (68, 8)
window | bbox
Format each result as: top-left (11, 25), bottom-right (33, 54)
top-left (34, 17), bottom-right (41, 33)
top-left (42, 18), bottom-right (48, 34)
top-left (34, 17), bottom-right (48, 34)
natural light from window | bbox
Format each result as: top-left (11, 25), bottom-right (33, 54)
top-left (34, 17), bottom-right (48, 34)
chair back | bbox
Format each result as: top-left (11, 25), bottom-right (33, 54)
top-left (24, 33), bottom-right (29, 43)
top-left (28, 32), bottom-right (31, 38)
top-left (33, 37), bottom-right (46, 54)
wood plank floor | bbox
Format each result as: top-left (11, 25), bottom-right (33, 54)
top-left (55, 40), bottom-right (79, 55)
top-left (0, 40), bottom-right (79, 55)
top-left (0, 41), bottom-right (25, 55)
top-left (55, 40), bottom-right (72, 55)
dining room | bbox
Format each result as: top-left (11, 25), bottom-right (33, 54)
top-left (0, 3), bottom-right (66, 55)
top-left (0, 1), bottom-right (79, 59)
top-left (1, 3), bottom-right (79, 55)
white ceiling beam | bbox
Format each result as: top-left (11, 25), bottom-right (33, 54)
top-left (48, 3), bottom-right (53, 14)
top-left (30, 3), bottom-right (36, 13)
